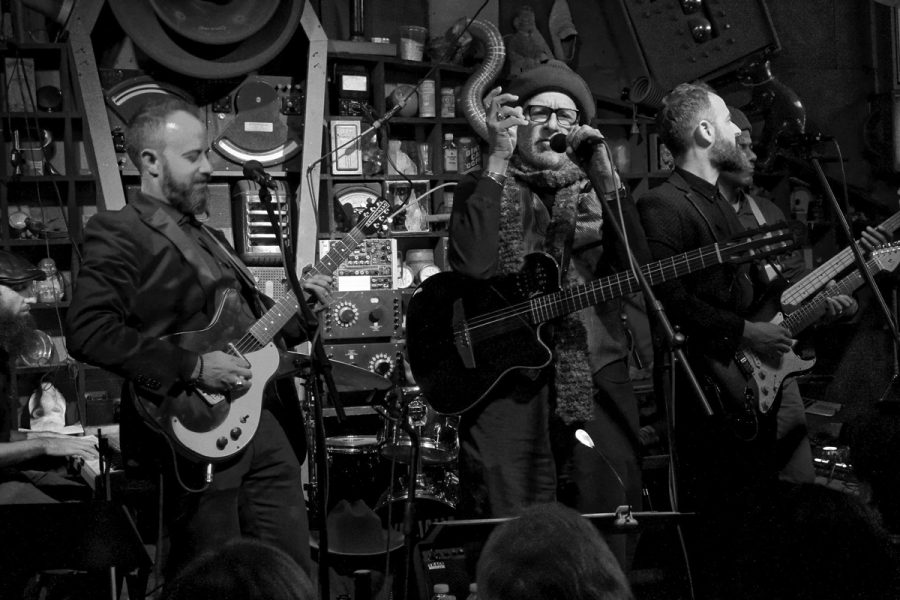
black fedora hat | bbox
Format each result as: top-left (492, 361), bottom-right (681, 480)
top-left (0, 251), bottom-right (44, 287)
top-left (107, 0), bottom-right (303, 80)
top-left (310, 499), bottom-right (404, 557)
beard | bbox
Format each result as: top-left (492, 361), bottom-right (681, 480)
top-left (162, 162), bottom-right (210, 216)
top-left (709, 134), bottom-right (747, 174)
top-left (0, 311), bottom-right (36, 357)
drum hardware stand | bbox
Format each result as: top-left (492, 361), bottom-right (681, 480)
top-left (257, 180), bottom-right (345, 600)
top-left (374, 403), bottom-right (420, 600)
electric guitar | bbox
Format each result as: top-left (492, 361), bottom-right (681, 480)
top-left (704, 243), bottom-right (900, 441)
top-left (130, 199), bottom-right (391, 462)
top-left (781, 209), bottom-right (900, 310)
top-left (406, 225), bottom-right (797, 415)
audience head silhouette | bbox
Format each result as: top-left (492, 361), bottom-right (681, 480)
top-left (476, 502), bottom-right (633, 600)
top-left (160, 538), bottom-right (315, 600)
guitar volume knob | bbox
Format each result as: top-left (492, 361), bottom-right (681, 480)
top-left (216, 437), bottom-right (228, 450)
top-left (230, 427), bottom-right (242, 440)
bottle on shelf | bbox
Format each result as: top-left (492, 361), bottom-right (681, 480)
top-left (465, 582), bottom-right (478, 600)
top-left (440, 87), bottom-right (456, 117)
top-left (419, 79), bottom-right (436, 118)
top-left (442, 133), bottom-right (458, 173)
top-left (432, 583), bottom-right (455, 600)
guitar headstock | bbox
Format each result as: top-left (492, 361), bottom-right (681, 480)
top-left (871, 242), bottom-right (900, 274)
top-left (355, 198), bottom-right (392, 236)
top-left (723, 222), bottom-right (799, 265)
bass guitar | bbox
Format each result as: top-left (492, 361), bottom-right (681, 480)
top-left (781, 209), bottom-right (900, 310)
top-left (407, 225), bottom-right (797, 415)
top-left (704, 243), bottom-right (900, 441)
top-left (131, 199), bottom-right (391, 462)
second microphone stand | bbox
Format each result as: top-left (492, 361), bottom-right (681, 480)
top-left (257, 181), bottom-right (345, 600)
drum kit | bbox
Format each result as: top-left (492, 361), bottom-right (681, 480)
top-left (307, 362), bottom-right (461, 525)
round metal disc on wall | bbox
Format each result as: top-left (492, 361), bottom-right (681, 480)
top-left (107, 0), bottom-right (304, 80)
top-left (147, 0), bottom-right (279, 46)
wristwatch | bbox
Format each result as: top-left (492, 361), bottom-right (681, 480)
top-left (483, 170), bottom-right (507, 187)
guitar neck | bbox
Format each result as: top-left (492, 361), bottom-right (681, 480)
top-left (782, 256), bottom-right (877, 335)
top-left (781, 210), bottom-right (900, 307)
top-left (530, 242), bottom-right (732, 323)
top-left (246, 227), bottom-right (368, 347)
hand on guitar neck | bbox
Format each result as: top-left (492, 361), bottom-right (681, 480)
top-left (191, 351), bottom-right (253, 393)
top-left (861, 226), bottom-right (892, 253)
top-left (819, 280), bottom-right (858, 323)
top-left (299, 272), bottom-right (334, 305)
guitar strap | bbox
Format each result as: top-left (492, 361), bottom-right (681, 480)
top-left (199, 224), bottom-right (259, 291)
top-left (744, 193), bottom-right (783, 284)
top-left (198, 224), bottom-right (269, 317)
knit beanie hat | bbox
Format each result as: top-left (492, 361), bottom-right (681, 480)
top-left (728, 105), bottom-right (752, 133)
top-left (506, 58), bottom-right (596, 123)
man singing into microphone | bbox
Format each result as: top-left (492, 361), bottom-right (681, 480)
top-left (448, 59), bottom-right (650, 559)
top-left (66, 97), bottom-right (331, 582)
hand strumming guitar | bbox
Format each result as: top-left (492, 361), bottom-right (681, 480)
top-left (742, 320), bottom-right (793, 359)
top-left (191, 351), bottom-right (253, 393)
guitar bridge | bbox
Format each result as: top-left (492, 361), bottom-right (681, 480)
top-left (452, 298), bottom-right (476, 369)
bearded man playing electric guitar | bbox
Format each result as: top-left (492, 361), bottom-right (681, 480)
top-left (637, 82), bottom-right (824, 597)
top-left (66, 97), bottom-right (331, 581)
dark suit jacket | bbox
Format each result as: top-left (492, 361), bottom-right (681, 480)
top-left (638, 169), bottom-right (752, 363)
top-left (65, 192), bottom-right (307, 460)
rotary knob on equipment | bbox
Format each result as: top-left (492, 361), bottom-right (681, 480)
top-left (368, 307), bottom-right (384, 323)
top-left (369, 352), bottom-right (394, 377)
top-left (334, 301), bottom-right (358, 327)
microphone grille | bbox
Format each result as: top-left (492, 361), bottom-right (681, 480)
top-left (549, 133), bottom-right (568, 154)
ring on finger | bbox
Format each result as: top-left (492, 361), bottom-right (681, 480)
top-left (234, 377), bottom-right (244, 387)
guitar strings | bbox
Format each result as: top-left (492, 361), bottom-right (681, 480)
top-left (465, 247), bottom-right (721, 330)
top-left (463, 241), bottom-right (767, 332)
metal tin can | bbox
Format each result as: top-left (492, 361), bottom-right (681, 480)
top-left (458, 136), bottom-right (481, 174)
top-left (418, 79), bottom-right (436, 117)
top-left (440, 87), bottom-right (455, 118)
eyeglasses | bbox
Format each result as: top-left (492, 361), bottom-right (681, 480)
top-left (523, 105), bottom-right (580, 128)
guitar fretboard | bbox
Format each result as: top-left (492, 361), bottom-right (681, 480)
top-left (528, 238), bottom-right (763, 323)
top-left (781, 210), bottom-right (900, 308)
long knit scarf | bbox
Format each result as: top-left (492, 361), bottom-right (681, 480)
top-left (497, 155), bottom-right (603, 424)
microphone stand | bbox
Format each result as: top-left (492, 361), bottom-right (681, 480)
top-left (373, 403), bottom-right (420, 600)
top-left (580, 145), bottom-right (701, 598)
top-left (807, 156), bottom-right (900, 404)
top-left (579, 146), bottom-right (713, 497)
top-left (256, 181), bottom-right (342, 600)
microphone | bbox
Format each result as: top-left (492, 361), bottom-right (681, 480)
top-left (548, 132), bottom-right (605, 163)
top-left (242, 160), bottom-right (276, 189)
top-left (575, 428), bottom-right (629, 505)
top-left (774, 130), bottom-right (833, 148)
